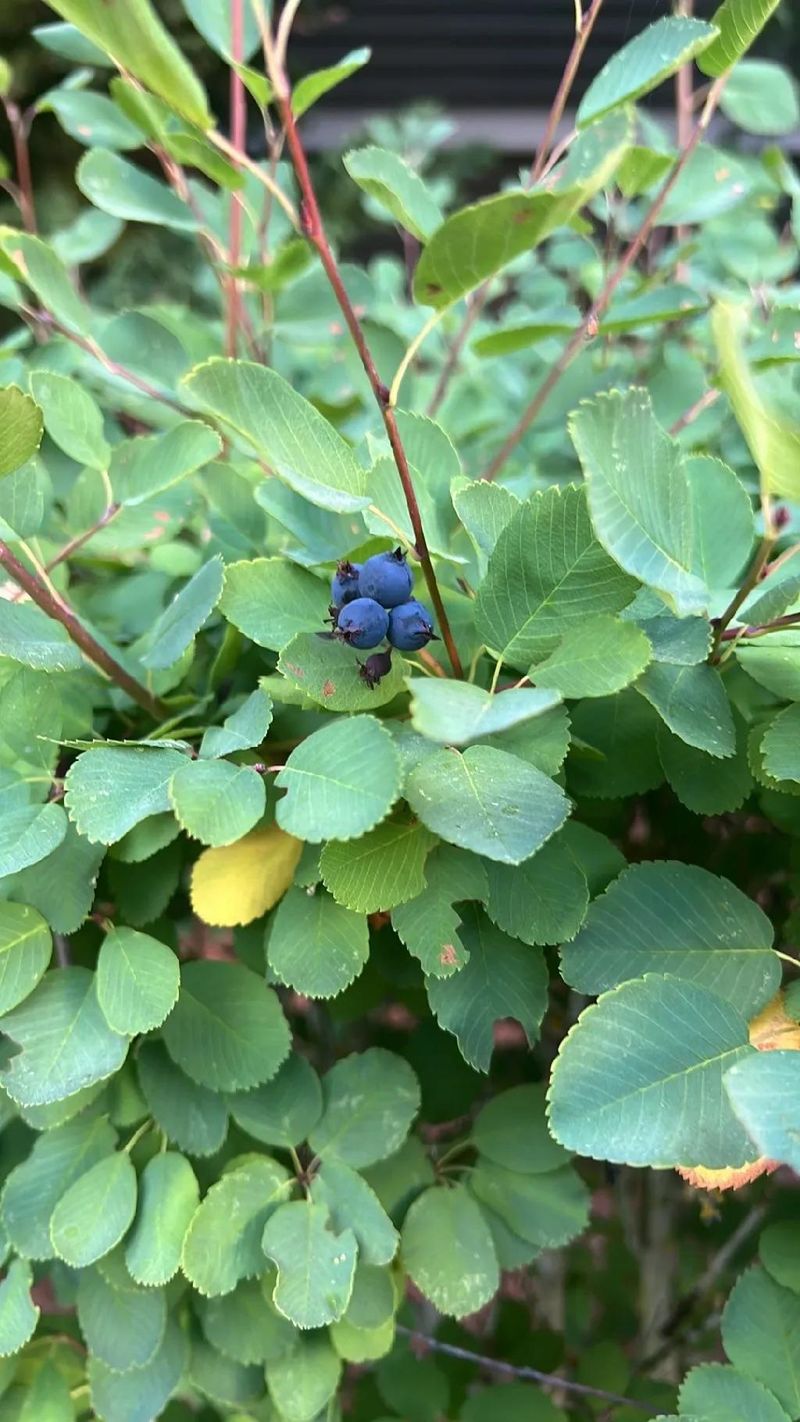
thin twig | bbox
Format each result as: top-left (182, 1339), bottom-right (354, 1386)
top-left (22, 308), bottom-right (191, 416)
top-left (395, 1327), bottom-right (653, 1412)
top-left (0, 541), bottom-right (167, 719)
top-left (674, 0), bottom-right (694, 269)
top-left (226, 0), bottom-right (247, 356)
top-left (257, 6), bottom-right (463, 676)
top-left (719, 610), bottom-right (800, 643)
top-left (528, 0), bottom-right (606, 185)
top-left (3, 100), bottom-right (36, 233)
top-left (711, 532), bottom-right (776, 657)
top-left (669, 387), bottom-right (720, 435)
top-left (45, 504), bottom-right (122, 573)
top-left (426, 0), bottom-right (604, 418)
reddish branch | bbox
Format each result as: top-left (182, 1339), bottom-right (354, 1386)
top-left (0, 542), bottom-right (167, 719)
top-left (3, 100), bottom-right (36, 233)
top-left (226, 0), bottom-right (247, 356)
top-left (270, 68), bottom-right (463, 675)
top-left (481, 75), bottom-right (728, 482)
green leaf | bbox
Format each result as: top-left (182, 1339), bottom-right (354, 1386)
top-left (88, 1316), bottom-right (188, 1422)
top-left (1, 1115), bottom-right (116, 1259)
top-left (125, 1151), bottom-right (198, 1286)
top-left (183, 360), bottom-right (370, 513)
top-left (0, 229), bottom-right (90, 335)
top-left (219, 558), bottom-right (328, 652)
top-left (679, 1363), bottom-right (792, 1422)
top-left (162, 960), bottom-right (290, 1092)
top-left (65, 746), bottom-right (188, 845)
top-left (311, 1159), bottom-right (398, 1266)
top-left (96, 927), bottom-right (180, 1035)
top-left (761, 1222), bottom-right (800, 1294)
top-left (50, 1151), bottom-right (137, 1267)
top-left (724, 1051), bottom-right (800, 1171)
top-left (0, 388), bottom-right (43, 479)
top-left (392, 844), bottom-right (488, 977)
top-left (721, 1269), bottom-right (800, 1416)
top-left (712, 301), bottom-right (800, 501)
top-left (570, 388), bottom-right (711, 615)
top-left (531, 614), bottom-right (652, 699)
top-left (278, 631), bottom-right (408, 713)
top-left (484, 834), bottom-right (589, 946)
top-left (33, 20), bottom-right (113, 64)
top-left (0, 603), bottom-right (82, 673)
top-left (200, 1279), bottom-right (296, 1366)
top-left (413, 118), bottom-right (628, 311)
top-left (136, 1040), bottom-right (229, 1157)
top-left (699, 0), bottom-right (782, 76)
top-left (720, 59), bottom-right (800, 135)
top-left (188, 1338), bottom-right (265, 1409)
top-left (548, 975), bottom-right (758, 1168)
top-left (44, 0), bottom-right (210, 126)
top-left (76, 1266), bottom-right (166, 1371)
top-left (567, 689), bottom-right (662, 799)
top-left (577, 17), bottom-right (718, 125)
top-left (737, 641), bottom-right (800, 701)
top-left (266, 886), bottom-right (368, 999)
top-left (474, 485), bottom-right (637, 671)
top-left (320, 820), bottom-right (436, 913)
top-left (461, 1384), bottom-right (567, 1422)
top-left (228, 1053), bottom-right (322, 1150)
top-left (181, 1156), bottom-right (289, 1297)
top-left (761, 704), bottom-right (800, 782)
top-left (41, 87), bottom-right (142, 149)
top-left (262, 1200), bottom-right (357, 1328)
top-left (77, 148), bottom-right (196, 230)
top-left (180, 0), bottom-right (261, 61)
top-left (560, 860), bottom-right (777, 1015)
top-left (170, 760), bottom-right (265, 846)
top-left (658, 718), bottom-right (754, 814)
top-left (343, 146), bottom-right (443, 241)
top-left (470, 1160), bottom-right (589, 1249)
top-left (0, 1261), bottom-right (38, 1358)
top-left (451, 480), bottom-right (520, 576)
top-left (409, 680), bottom-right (561, 746)
top-left (0, 966), bottom-right (127, 1107)
top-left (406, 745), bottom-right (568, 865)
top-left (276, 715), bottom-right (401, 843)
top-left (266, 1334), bottom-right (342, 1422)
top-left (472, 309), bottom-right (580, 359)
top-left (293, 47), bottom-right (371, 118)
top-left (29, 370), bottom-right (109, 471)
top-left (200, 688), bottom-right (273, 758)
top-left (309, 1048), bottom-right (421, 1168)
top-left (111, 421), bottom-right (222, 506)
top-left (142, 556), bottom-right (223, 669)
top-left (637, 661), bottom-right (735, 758)
top-left (0, 805), bottom-right (67, 878)
top-left (401, 1183), bottom-right (499, 1319)
top-left (472, 1083), bottom-right (571, 1174)
top-left (0, 903), bottom-right (51, 1012)
top-left (426, 905), bottom-right (549, 1071)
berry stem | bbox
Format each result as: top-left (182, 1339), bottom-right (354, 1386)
top-left (256, 11), bottom-right (463, 678)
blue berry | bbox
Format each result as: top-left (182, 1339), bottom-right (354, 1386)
top-left (331, 560), bottom-right (362, 607)
top-left (358, 547), bottom-right (413, 608)
top-left (387, 599), bottom-right (437, 651)
top-left (335, 597), bottom-right (389, 650)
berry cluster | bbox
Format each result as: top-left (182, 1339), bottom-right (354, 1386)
top-left (329, 549), bottom-right (437, 684)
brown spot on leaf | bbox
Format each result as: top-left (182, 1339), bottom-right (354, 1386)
top-left (322, 679), bottom-right (336, 698)
top-left (440, 944), bottom-right (458, 967)
top-left (284, 662), bottom-right (304, 679)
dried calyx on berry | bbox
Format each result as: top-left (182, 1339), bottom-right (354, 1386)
top-left (358, 547), bottom-right (413, 608)
top-left (334, 596), bottom-right (389, 650)
top-left (387, 598), bottom-right (438, 651)
top-left (330, 560), bottom-right (362, 607)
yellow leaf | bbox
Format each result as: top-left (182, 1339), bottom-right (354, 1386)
top-left (191, 825), bottom-right (302, 927)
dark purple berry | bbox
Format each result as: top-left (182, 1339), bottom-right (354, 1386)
top-left (358, 649), bottom-right (393, 688)
top-left (387, 599), bottom-right (437, 651)
top-left (358, 547), bottom-right (413, 609)
top-left (334, 596), bottom-right (389, 651)
top-left (331, 560), bottom-right (362, 607)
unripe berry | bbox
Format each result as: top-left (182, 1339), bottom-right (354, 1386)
top-left (330, 560), bottom-right (362, 607)
top-left (358, 547), bottom-right (413, 608)
top-left (334, 596), bottom-right (389, 650)
top-left (387, 599), bottom-right (437, 651)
